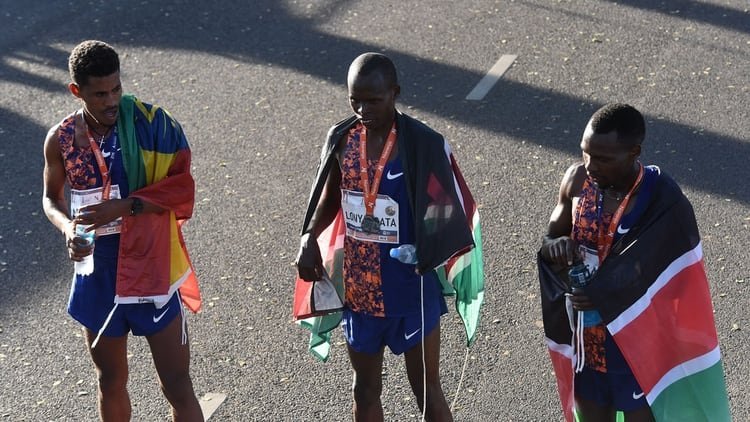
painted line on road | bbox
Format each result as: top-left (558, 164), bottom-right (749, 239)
top-left (465, 54), bottom-right (518, 100)
top-left (200, 392), bottom-right (227, 420)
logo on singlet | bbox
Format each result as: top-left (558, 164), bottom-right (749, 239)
top-left (386, 170), bottom-right (403, 180)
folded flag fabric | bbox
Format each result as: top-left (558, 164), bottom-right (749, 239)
top-left (293, 212), bottom-right (346, 322)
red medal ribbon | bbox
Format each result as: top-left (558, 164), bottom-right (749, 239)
top-left (79, 110), bottom-right (112, 201)
top-left (358, 122), bottom-right (397, 216)
top-left (597, 163), bottom-right (644, 263)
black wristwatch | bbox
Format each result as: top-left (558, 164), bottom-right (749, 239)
top-left (130, 197), bottom-right (143, 216)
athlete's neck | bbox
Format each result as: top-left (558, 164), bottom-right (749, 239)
top-left (612, 162), bottom-right (642, 194)
top-left (366, 116), bottom-right (395, 145)
top-left (82, 109), bottom-right (113, 137)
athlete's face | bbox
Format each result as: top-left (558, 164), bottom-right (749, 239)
top-left (347, 71), bottom-right (399, 132)
top-left (580, 125), bottom-right (640, 190)
top-left (69, 71), bottom-right (122, 129)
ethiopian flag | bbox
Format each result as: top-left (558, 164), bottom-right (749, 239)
top-left (115, 94), bottom-right (201, 313)
top-left (539, 168), bottom-right (730, 421)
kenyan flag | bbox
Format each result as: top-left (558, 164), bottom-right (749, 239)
top-left (436, 153), bottom-right (485, 346)
top-left (605, 242), bottom-right (729, 420)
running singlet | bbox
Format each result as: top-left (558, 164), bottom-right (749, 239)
top-left (340, 123), bottom-right (440, 317)
top-left (58, 113), bottom-right (130, 260)
top-left (571, 177), bottom-right (611, 372)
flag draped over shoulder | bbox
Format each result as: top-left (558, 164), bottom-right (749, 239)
top-left (295, 112), bottom-right (484, 361)
top-left (115, 94), bottom-right (201, 312)
top-left (434, 153), bottom-right (484, 346)
top-left (538, 170), bottom-right (730, 421)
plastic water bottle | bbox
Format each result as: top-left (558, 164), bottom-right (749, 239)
top-left (568, 263), bottom-right (602, 327)
top-left (74, 223), bottom-right (95, 276)
top-left (389, 244), bottom-right (417, 264)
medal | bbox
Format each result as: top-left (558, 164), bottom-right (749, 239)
top-left (361, 215), bottom-right (381, 234)
top-left (358, 122), bottom-right (397, 234)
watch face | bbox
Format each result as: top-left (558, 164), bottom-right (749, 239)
top-left (131, 198), bottom-right (143, 215)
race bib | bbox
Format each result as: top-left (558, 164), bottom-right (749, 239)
top-left (70, 185), bottom-right (123, 236)
top-left (341, 189), bottom-right (399, 244)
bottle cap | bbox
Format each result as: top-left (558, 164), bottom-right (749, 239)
top-left (389, 248), bottom-right (399, 259)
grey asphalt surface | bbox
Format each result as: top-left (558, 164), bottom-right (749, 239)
top-left (1, 1), bottom-right (748, 421)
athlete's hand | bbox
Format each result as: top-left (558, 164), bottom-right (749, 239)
top-left (76, 199), bottom-right (131, 230)
top-left (295, 233), bottom-right (324, 282)
top-left (65, 219), bottom-right (93, 262)
top-left (542, 235), bottom-right (581, 266)
top-left (569, 288), bottom-right (595, 311)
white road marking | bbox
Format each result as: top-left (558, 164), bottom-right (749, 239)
top-left (200, 392), bottom-right (227, 420)
top-left (465, 54), bottom-right (518, 100)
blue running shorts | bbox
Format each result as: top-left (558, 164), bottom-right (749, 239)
top-left (342, 293), bottom-right (447, 355)
top-left (68, 249), bottom-right (182, 337)
top-left (574, 331), bottom-right (649, 412)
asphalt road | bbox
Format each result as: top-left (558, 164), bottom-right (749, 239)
top-left (1, 1), bottom-right (748, 420)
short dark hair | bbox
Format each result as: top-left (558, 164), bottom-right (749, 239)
top-left (589, 103), bottom-right (645, 146)
top-left (350, 53), bottom-right (398, 88)
top-left (68, 40), bottom-right (120, 87)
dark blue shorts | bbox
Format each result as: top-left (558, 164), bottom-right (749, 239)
top-left (67, 251), bottom-right (182, 337)
top-left (341, 294), bottom-right (447, 355)
top-left (575, 331), bottom-right (649, 412)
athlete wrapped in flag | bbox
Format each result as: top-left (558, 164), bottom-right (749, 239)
top-left (539, 103), bottom-right (729, 421)
top-left (294, 53), bottom-right (484, 420)
top-left (42, 40), bottom-right (202, 420)
top-left (293, 112), bottom-right (484, 359)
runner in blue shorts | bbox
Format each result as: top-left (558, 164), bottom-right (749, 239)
top-left (540, 104), bottom-right (658, 421)
top-left (42, 40), bottom-right (202, 421)
top-left (297, 53), bottom-right (481, 422)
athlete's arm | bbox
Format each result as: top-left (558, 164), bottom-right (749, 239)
top-left (540, 164), bottom-right (584, 266)
top-left (296, 147), bottom-right (344, 282)
top-left (42, 127), bottom-right (91, 261)
top-left (42, 127), bottom-right (74, 238)
top-left (74, 197), bottom-right (166, 231)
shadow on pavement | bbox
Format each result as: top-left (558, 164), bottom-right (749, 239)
top-left (604, 0), bottom-right (750, 35)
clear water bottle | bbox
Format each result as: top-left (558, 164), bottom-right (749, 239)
top-left (74, 223), bottom-right (95, 276)
top-left (568, 263), bottom-right (602, 327)
top-left (389, 244), bottom-right (417, 264)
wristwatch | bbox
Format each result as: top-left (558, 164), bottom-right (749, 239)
top-left (130, 197), bottom-right (143, 216)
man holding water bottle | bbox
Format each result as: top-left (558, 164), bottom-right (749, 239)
top-left (539, 104), bottom-right (729, 421)
top-left (295, 53), bottom-right (483, 421)
top-left (42, 40), bottom-right (203, 421)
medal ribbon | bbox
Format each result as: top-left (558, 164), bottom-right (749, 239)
top-left (79, 110), bottom-right (112, 201)
top-left (596, 163), bottom-right (644, 263)
top-left (359, 123), bottom-right (397, 216)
